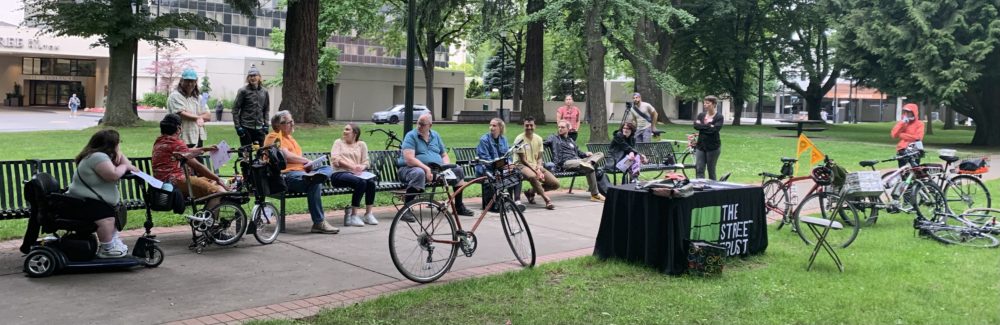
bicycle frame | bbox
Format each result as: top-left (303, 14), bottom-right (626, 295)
top-left (763, 174), bottom-right (820, 218)
top-left (427, 169), bottom-right (516, 245)
top-left (368, 128), bottom-right (403, 150)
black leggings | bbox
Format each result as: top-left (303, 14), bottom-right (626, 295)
top-left (330, 172), bottom-right (376, 207)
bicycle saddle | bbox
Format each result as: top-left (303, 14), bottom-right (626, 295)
top-left (939, 155), bottom-right (960, 163)
top-left (859, 160), bottom-right (878, 167)
top-left (426, 162), bottom-right (458, 171)
top-left (780, 157), bottom-right (798, 163)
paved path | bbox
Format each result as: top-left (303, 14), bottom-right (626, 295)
top-left (0, 192), bottom-right (606, 324)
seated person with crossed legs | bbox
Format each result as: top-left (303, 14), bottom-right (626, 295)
top-left (545, 120), bottom-right (605, 202)
top-left (398, 114), bottom-right (474, 221)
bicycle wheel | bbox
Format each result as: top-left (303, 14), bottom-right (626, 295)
top-left (389, 199), bottom-right (458, 283)
top-left (499, 198), bottom-right (536, 267)
top-left (761, 180), bottom-right (788, 226)
top-left (680, 151), bottom-right (694, 178)
top-left (252, 202), bottom-right (281, 245)
top-left (925, 223), bottom-right (1000, 248)
top-left (943, 175), bottom-right (992, 213)
top-left (909, 182), bottom-right (950, 222)
top-left (793, 191), bottom-right (861, 248)
top-left (211, 202), bottom-right (247, 246)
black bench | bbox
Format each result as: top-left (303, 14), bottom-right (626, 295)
top-left (452, 144), bottom-right (615, 194)
top-left (775, 126), bottom-right (827, 132)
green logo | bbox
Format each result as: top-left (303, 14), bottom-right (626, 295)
top-left (690, 206), bottom-right (721, 241)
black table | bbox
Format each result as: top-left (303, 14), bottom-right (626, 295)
top-left (776, 119), bottom-right (826, 137)
top-left (593, 182), bottom-right (768, 275)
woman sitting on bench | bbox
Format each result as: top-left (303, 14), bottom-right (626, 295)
top-left (330, 122), bottom-right (378, 227)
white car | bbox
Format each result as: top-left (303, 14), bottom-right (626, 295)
top-left (372, 105), bottom-right (431, 124)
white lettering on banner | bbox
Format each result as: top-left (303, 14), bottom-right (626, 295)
top-left (717, 203), bottom-right (752, 255)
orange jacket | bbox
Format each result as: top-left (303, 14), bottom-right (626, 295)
top-left (890, 103), bottom-right (925, 150)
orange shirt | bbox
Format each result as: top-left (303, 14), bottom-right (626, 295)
top-left (557, 105), bottom-right (582, 130)
top-left (264, 131), bottom-right (305, 172)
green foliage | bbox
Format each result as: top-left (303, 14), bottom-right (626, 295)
top-left (200, 76), bottom-right (212, 94)
top-left (139, 92), bottom-right (167, 108)
top-left (482, 50), bottom-right (516, 99)
top-left (465, 78), bottom-right (485, 98)
top-left (207, 97), bottom-right (234, 110)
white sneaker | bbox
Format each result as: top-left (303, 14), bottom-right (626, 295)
top-left (362, 213), bottom-right (378, 225)
top-left (97, 241), bottom-right (128, 259)
top-left (345, 215), bottom-right (365, 227)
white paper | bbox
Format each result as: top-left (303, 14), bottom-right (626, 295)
top-left (304, 155), bottom-right (328, 170)
top-left (132, 170), bottom-right (164, 189)
top-left (356, 171), bottom-right (377, 180)
top-left (209, 140), bottom-right (232, 169)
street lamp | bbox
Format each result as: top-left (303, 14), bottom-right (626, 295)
top-left (403, 0), bottom-right (417, 134)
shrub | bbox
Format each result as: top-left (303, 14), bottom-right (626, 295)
top-left (208, 97), bottom-right (234, 110)
top-left (140, 92), bottom-right (168, 108)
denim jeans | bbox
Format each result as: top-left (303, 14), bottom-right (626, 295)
top-left (330, 172), bottom-right (376, 207)
top-left (284, 165), bottom-right (334, 224)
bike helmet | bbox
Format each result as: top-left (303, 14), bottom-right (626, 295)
top-left (811, 166), bottom-right (833, 185)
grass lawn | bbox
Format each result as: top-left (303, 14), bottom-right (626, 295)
top-left (0, 121), bottom-right (994, 242)
top-left (256, 181), bottom-right (1000, 325)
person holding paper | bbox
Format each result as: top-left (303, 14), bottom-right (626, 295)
top-left (264, 111), bottom-right (339, 234)
top-left (330, 123), bottom-right (378, 227)
top-left (152, 114), bottom-right (228, 213)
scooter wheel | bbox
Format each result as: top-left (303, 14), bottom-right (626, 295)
top-left (24, 249), bottom-right (59, 278)
top-left (143, 246), bottom-right (165, 268)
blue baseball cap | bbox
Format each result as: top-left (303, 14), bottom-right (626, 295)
top-left (181, 68), bottom-right (198, 80)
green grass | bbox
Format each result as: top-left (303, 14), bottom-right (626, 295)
top-left (0, 121), bottom-right (994, 241)
top-left (255, 178), bottom-right (1000, 325)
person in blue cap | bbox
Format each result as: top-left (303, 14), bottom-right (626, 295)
top-left (233, 64), bottom-right (270, 146)
top-left (167, 68), bottom-right (211, 148)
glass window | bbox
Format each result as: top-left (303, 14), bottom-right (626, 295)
top-left (247, 36), bottom-right (256, 47)
top-left (54, 59), bottom-right (71, 75)
top-left (77, 60), bottom-right (95, 77)
top-left (22, 58), bottom-right (33, 75)
top-left (224, 14), bottom-right (231, 24)
top-left (39, 58), bottom-right (52, 75)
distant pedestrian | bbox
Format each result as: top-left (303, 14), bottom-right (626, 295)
top-left (233, 65), bottom-right (269, 146)
top-left (167, 68), bottom-right (210, 148)
top-left (68, 93), bottom-right (80, 118)
top-left (556, 95), bottom-right (582, 142)
top-left (215, 101), bottom-right (224, 121)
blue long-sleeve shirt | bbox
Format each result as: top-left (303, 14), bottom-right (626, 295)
top-left (475, 133), bottom-right (509, 176)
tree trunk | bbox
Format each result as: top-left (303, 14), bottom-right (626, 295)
top-left (803, 91), bottom-right (824, 121)
top-left (522, 0), bottom-right (545, 123)
top-left (585, 0), bottom-right (608, 143)
top-left (512, 36), bottom-right (524, 112)
top-left (943, 106), bottom-right (955, 129)
top-left (103, 39), bottom-right (140, 126)
top-left (279, 0), bottom-right (324, 124)
top-left (421, 32), bottom-right (437, 116)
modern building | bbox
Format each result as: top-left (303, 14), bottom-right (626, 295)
top-left (0, 26), bottom-right (109, 109)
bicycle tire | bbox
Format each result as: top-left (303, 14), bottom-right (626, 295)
top-left (909, 182), bottom-right (950, 222)
top-left (499, 198), bottom-right (536, 267)
top-left (388, 199), bottom-right (458, 283)
top-left (793, 191), bottom-right (861, 248)
top-left (925, 223), bottom-right (1000, 248)
top-left (211, 202), bottom-right (247, 246)
top-left (761, 179), bottom-right (789, 226)
top-left (943, 174), bottom-right (992, 213)
top-left (680, 151), bottom-right (693, 178)
top-left (252, 202), bottom-right (281, 245)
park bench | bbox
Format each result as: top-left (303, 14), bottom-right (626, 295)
top-left (775, 126), bottom-right (827, 132)
top-left (452, 143), bottom-right (618, 194)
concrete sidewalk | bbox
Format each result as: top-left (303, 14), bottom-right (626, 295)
top-left (0, 191), bottom-right (606, 325)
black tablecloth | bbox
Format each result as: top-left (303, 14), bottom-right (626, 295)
top-left (593, 182), bottom-right (768, 275)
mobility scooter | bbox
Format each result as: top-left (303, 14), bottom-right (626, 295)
top-left (20, 172), bottom-right (164, 278)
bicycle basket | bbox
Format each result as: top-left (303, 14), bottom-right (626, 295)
top-left (146, 185), bottom-right (185, 214)
top-left (487, 169), bottom-right (522, 192)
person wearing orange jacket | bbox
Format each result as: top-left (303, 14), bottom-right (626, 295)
top-left (890, 103), bottom-right (925, 167)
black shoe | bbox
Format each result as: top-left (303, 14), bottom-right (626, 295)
top-left (400, 210), bottom-right (417, 223)
top-left (456, 205), bottom-right (474, 217)
top-left (515, 202), bottom-right (526, 213)
top-left (304, 172), bottom-right (328, 184)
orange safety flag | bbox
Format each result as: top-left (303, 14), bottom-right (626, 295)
top-left (796, 134), bottom-right (815, 156)
top-left (810, 146), bottom-right (825, 165)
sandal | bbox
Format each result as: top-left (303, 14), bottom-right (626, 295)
top-left (544, 199), bottom-right (555, 210)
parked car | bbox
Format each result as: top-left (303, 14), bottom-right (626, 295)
top-left (372, 105), bottom-right (431, 124)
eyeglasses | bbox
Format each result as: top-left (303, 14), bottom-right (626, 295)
top-left (418, 122), bottom-right (432, 126)
top-left (280, 120), bottom-right (295, 125)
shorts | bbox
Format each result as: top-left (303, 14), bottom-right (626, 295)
top-left (174, 176), bottom-right (224, 199)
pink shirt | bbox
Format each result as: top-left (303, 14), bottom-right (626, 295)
top-left (557, 105), bottom-right (581, 131)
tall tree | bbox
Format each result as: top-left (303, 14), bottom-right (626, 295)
top-left (836, 0), bottom-right (1000, 145)
top-left (279, 0), bottom-right (323, 124)
top-left (765, 0), bottom-right (842, 121)
top-left (521, 0), bottom-right (546, 121)
top-left (24, 0), bottom-right (257, 126)
top-left (670, 0), bottom-right (767, 125)
top-left (480, 0), bottom-right (526, 111)
top-left (583, 0), bottom-right (610, 142)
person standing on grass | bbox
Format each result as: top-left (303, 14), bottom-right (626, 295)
top-left (68, 93), bottom-right (80, 118)
top-left (513, 117), bottom-right (559, 210)
top-left (330, 123), bottom-right (378, 227)
top-left (891, 103), bottom-right (925, 167)
top-left (624, 92), bottom-right (658, 143)
top-left (233, 65), bottom-right (269, 146)
top-left (556, 95), bottom-right (582, 142)
top-left (167, 68), bottom-right (211, 148)
top-left (693, 95), bottom-right (724, 180)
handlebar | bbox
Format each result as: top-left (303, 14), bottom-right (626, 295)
top-left (368, 128), bottom-right (399, 139)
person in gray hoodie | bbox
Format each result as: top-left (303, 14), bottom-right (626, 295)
top-left (232, 65), bottom-right (269, 146)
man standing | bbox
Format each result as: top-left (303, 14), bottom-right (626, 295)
top-left (264, 111), bottom-right (340, 234)
top-left (398, 114), bottom-right (474, 220)
top-left (233, 65), bottom-right (269, 146)
top-left (514, 117), bottom-right (559, 210)
top-left (556, 95), bottom-right (582, 142)
top-left (546, 120), bottom-right (605, 202)
top-left (625, 92), bottom-right (658, 143)
top-left (167, 68), bottom-right (211, 148)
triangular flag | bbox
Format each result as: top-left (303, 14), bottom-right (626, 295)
top-left (797, 134), bottom-right (814, 156)
top-left (810, 146), bottom-right (825, 165)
